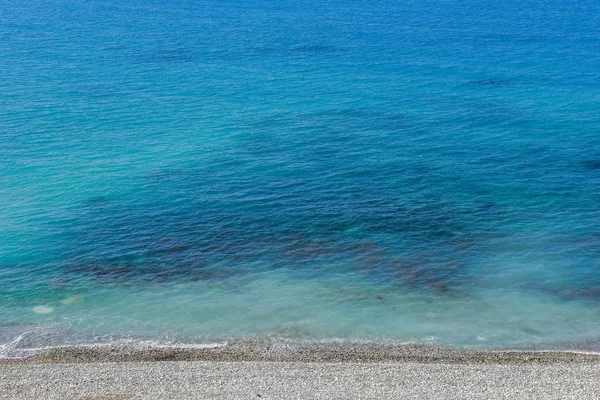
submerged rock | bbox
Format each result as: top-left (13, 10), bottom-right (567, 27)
top-left (565, 288), bottom-right (600, 302)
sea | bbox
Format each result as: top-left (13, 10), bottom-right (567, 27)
top-left (1, 0), bottom-right (600, 356)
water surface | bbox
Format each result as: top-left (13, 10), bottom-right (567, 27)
top-left (1, 0), bottom-right (600, 354)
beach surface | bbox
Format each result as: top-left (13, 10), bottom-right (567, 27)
top-left (2, 359), bottom-right (600, 399)
top-left (2, 343), bottom-right (600, 399)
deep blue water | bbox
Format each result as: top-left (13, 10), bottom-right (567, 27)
top-left (1, 0), bottom-right (600, 354)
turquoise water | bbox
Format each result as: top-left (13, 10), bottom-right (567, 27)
top-left (1, 0), bottom-right (600, 353)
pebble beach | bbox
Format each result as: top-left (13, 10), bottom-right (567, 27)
top-left (2, 343), bottom-right (600, 399)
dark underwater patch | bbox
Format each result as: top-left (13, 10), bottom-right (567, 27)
top-left (531, 284), bottom-right (600, 304)
top-left (69, 83), bottom-right (123, 99)
top-left (582, 160), bottom-right (600, 170)
top-left (135, 49), bottom-right (196, 64)
top-left (85, 196), bottom-right (108, 206)
top-left (290, 44), bottom-right (340, 54)
top-left (61, 141), bottom-right (490, 292)
top-left (469, 79), bottom-right (510, 87)
top-left (64, 259), bottom-right (217, 285)
top-left (474, 201), bottom-right (502, 217)
top-left (146, 239), bottom-right (191, 257)
top-left (390, 257), bottom-right (456, 293)
top-left (566, 288), bottom-right (600, 302)
top-left (250, 43), bottom-right (342, 56)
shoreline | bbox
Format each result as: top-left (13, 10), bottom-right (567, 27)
top-left (4, 339), bottom-right (600, 365)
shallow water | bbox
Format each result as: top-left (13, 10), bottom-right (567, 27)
top-left (1, 0), bottom-right (600, 352)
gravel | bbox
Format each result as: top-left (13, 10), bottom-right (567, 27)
top-left (2, 360), bottom-right (600, 399)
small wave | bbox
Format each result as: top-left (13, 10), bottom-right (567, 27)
top-left (5, 337), bottom-right (600, 364)
top-left (0, 333), bottom-right (29, 359)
